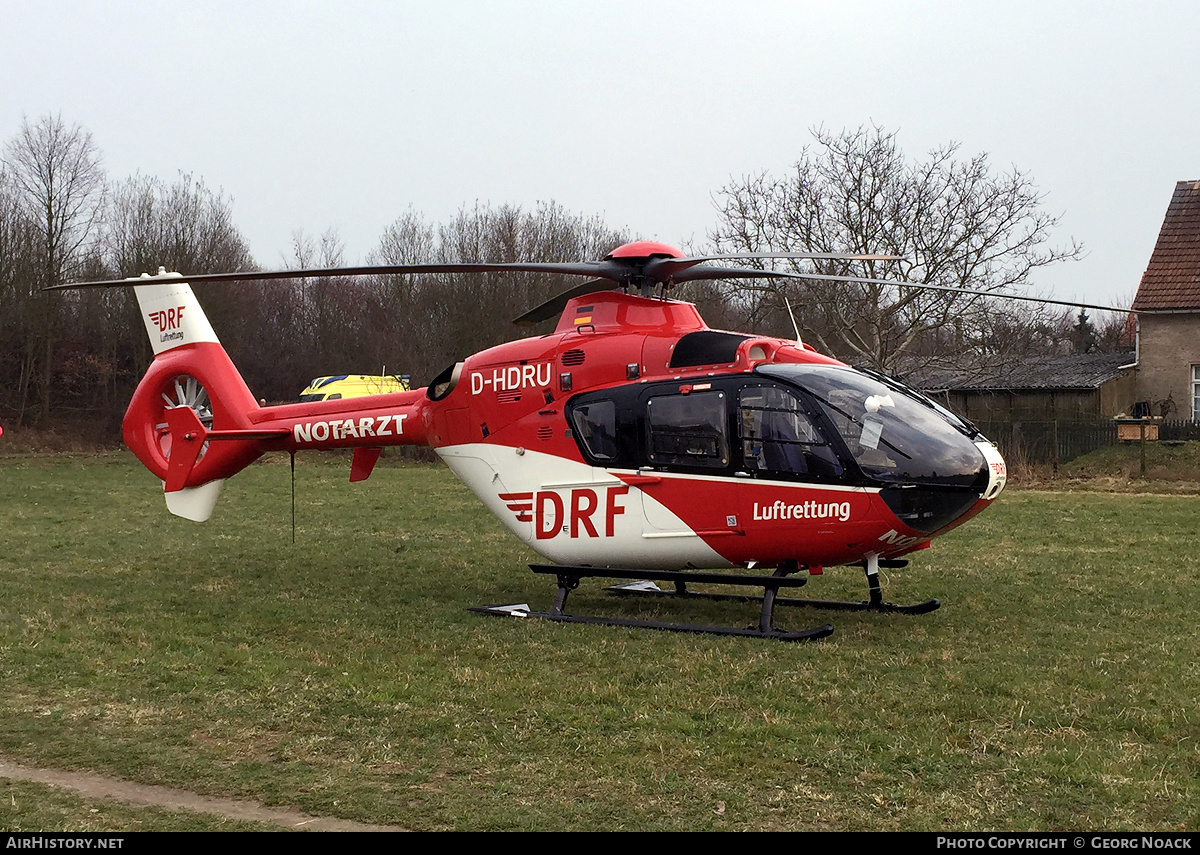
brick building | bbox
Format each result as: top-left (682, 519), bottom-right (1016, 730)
top-left (1133, 180), bottom-right (1200, 420)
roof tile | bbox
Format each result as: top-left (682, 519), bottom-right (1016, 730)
top-left (914, 352), bottom-right (1135, 392)
top-left (1132, 180), bottom-right (1200, 311)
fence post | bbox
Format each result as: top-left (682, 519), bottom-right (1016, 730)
top-left (1140, 420), bottom-right (1147, 477)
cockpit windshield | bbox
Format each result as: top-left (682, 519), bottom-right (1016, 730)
top-left (758, 364), bottom-right (986, 487)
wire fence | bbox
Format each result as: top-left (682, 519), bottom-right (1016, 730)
top-left (970, 419), bottom-right (1200, 465)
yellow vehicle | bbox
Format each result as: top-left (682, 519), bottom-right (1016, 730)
top-left (298, 374), bottom-right (411, 402)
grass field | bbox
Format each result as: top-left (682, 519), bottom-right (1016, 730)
top-left (1, 452), bottom-right (1197, 831)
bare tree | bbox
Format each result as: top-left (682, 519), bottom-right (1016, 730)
top-left (0, 169), bottom-right (38, 423)
top-left (2, 114), bottom-right (106, 424)
top-left (106, 172), bottom-right (253, 274)
top-left (90, 172), bottom-right (262, 400)
top-left (274, 226), bottom-right (377, 397)
top-left (4, 115), bottom-right (106, 286)
top-left (289, 226), bottom-right (350, 360)
top-left (368, 202), bottom-right (626, 383)
top-left (709, 125), bottom-right (1083, 374)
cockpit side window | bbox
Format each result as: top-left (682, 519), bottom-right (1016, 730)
top-left (646, 391), bottom-right (729, 468)
top-left (571, 399), bottom-right (618, 461)
top-left (738, 386), bottom-right (842, 479)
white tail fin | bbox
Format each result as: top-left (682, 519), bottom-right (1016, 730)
top-left (164, 479), bottom-right (225, 522)
top-left (133, 269), bottom-right (220, 355)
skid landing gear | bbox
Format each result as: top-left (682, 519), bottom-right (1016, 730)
top-left (607, 556), bottom-right (939, 616)
top-left (805, 555), bottom-right (941, 615)
top-left (472, 555), bottom-right (937, 640)
top-left (472, 564), bottom-right (834, 642)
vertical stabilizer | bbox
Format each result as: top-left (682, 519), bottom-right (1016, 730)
top-left (132, 270), bottom-right (220, 354)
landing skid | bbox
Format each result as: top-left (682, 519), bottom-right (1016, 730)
top-left (472, 555), bottom-right (938, 641)
top-left (606, 556), bottom-right (940, 616)
top-left (471, 564), bottom-right (834, 642)
top-left (606, 581), bottom-right (940, 615)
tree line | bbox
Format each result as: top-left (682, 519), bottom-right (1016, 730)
top-left (0, 115), bottom-right (1128, 438)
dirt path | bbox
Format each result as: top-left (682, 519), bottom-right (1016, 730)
top-left (0, 756), bottom-right (405, 832)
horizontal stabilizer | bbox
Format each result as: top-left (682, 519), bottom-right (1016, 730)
top-left (163, 405), bottom-right (209, 492)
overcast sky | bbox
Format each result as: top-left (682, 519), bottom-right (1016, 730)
top-left (3, 0), bottom-right (1197, 310)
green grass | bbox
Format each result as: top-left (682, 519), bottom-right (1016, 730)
top-left (1, 453), bottom-right (1197, 830)
top-left (1060, 440), bottom-right (1200, 485)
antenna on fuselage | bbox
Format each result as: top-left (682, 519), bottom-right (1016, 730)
top-left (784, 296), bottom-right (803, 347)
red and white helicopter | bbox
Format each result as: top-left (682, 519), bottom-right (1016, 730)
top-left (64, 241), bottom-right (1019, 641)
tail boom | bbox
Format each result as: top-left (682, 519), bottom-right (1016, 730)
top-left (126, 352), bottom-right (432, 499)
top-left (123, 273), bottom-right (432, 521)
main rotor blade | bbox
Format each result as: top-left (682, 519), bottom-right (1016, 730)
top-left (664, 261), bottom-right (1131, 314)
top-left (51, 250), bottom-right (1128, 316)
top-left (651, 254), bottom-right (900, 284)
top-left (674, 251), bottom-right (902, 264)
top-left (756, 271), bottom-right (1135, 315)
top-left (52, 251), bottom-right (899, 291)
top-left (512, 279), bottom-right (617, 325)
top-left (669, 265), bottom-right (799, 283)
top-left (51, 261), bottom-right (608, 290)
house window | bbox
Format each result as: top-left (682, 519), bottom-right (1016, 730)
top-left (1193, 365), bottom-right (1200, 421)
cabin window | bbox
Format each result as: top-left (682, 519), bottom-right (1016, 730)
top-left (738, 386), bottom-right (842, 478)
top-left (646, 391), bottom-right (729, 468)
top-left (571, 400), bottom-right (618, 461)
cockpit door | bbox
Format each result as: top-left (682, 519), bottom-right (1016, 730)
top-left (735, 384), bottom-right (845, 482)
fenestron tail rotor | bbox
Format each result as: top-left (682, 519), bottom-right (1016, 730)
top-left (155, 374), bottom-right (214, 463)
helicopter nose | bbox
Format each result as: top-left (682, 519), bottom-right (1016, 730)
top-left (876, 439), bottom-right (1005, 535)
top-left (976, 441), bottom-right (1007, 501)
